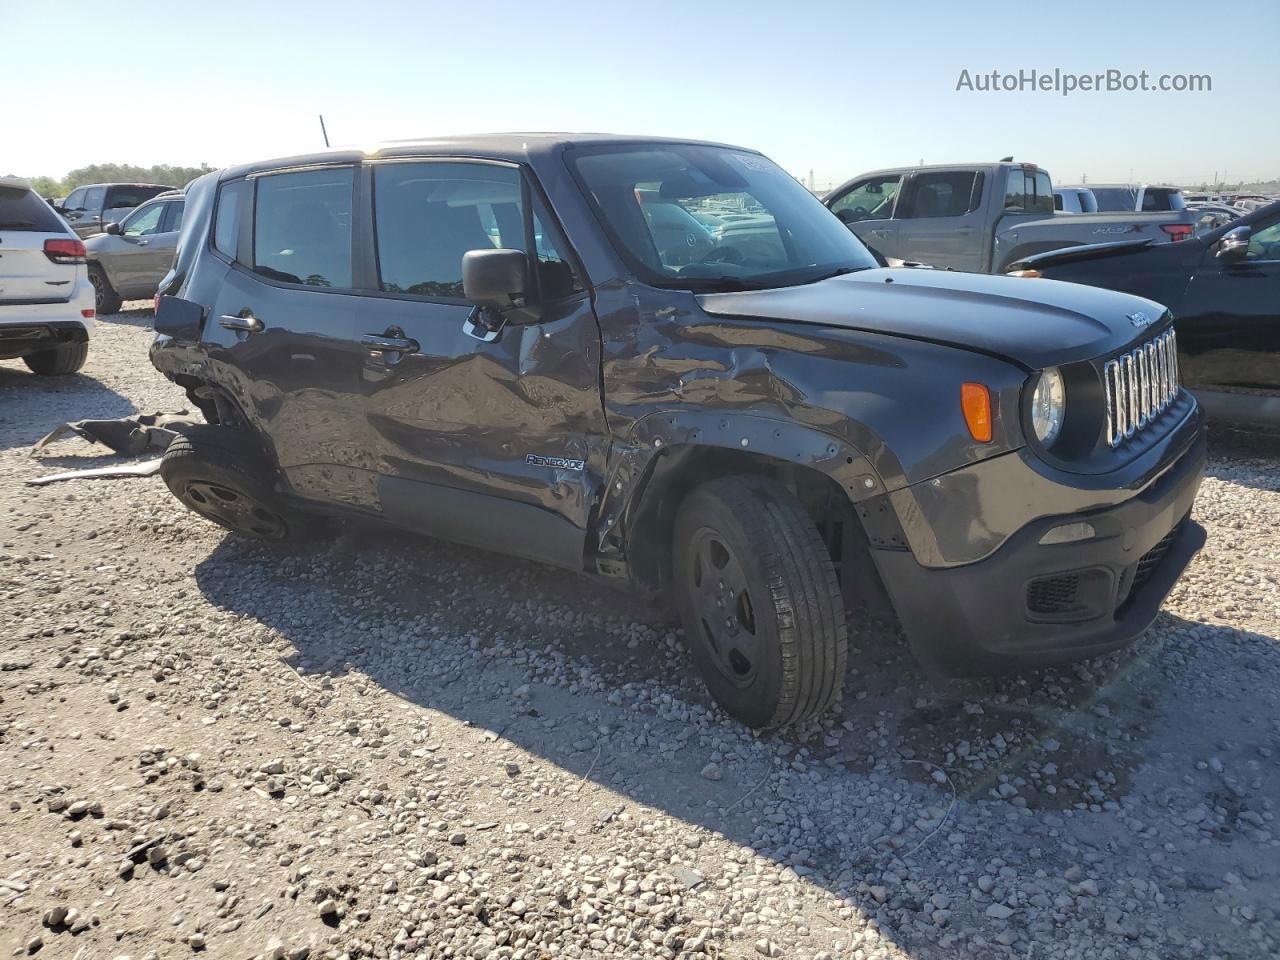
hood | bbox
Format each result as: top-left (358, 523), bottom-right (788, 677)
top-left (697, 268), bottom-right (1169, 369)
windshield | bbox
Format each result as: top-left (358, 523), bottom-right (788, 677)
top-left (569, 144), bottom-right (878, 291)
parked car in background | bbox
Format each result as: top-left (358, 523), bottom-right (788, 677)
top-left (85, 191), bottom-right (184, 314)
top-left (1054, 186), bottom-right (1098, 213)
top-left (1086, 184), bottom-right (1187, 213)
top-left (1006, 200), bottom-right (1280, 432)
top-left (56, 183), bottom-right (174, 238)
top-left (149, 135), bottom-right (1206, 729)
top-left (0, 177), bottom-right (94, 374)
top-left (823, 162), bottom-right (1196, 272)
top-left (1186, 201), bottom-right (1241, 233)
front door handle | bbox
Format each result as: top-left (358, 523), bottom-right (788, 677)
top-left (361, 333), bottom-right (419, 354)
top-left (137, 239), bottom-right (150, 246)
top-left (219, 311), bottom-right (263, 333)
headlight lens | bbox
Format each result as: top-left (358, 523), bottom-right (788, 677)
top-left (1031, 367), bottom-right (1066, 446)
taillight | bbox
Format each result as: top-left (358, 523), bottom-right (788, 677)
top-left (1161, 224), bottom-right (1193, 242)
top-left (154, 294), bottom-right (162, 314)
top-left (44, 238), bottom-right (87, 263)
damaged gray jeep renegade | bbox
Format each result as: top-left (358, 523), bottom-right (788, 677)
top-left (150, 135), bottom-right (1206, 729)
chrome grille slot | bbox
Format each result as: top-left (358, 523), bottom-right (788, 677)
top-left (1103, 329), bottom-right (1179, 447)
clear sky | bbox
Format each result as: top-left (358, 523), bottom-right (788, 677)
top-left (6, 0), bottom-right (1277, 188)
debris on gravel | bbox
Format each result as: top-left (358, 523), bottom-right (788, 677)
top-left (1, 309), bottom-right (1278, 958)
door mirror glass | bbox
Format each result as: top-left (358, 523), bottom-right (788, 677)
top-left (104, 221), bottom-right (122, 236)
top-left (1216, 225), bottom-right (1250, 261)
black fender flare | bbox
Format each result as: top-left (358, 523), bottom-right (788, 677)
top-left (591, 410), bottom-right (893, 575)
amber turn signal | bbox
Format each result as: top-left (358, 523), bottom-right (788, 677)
top-left (1006, 268), bottom-right (1041, 278)
top-left (961, 382), bottom-right (993, 442)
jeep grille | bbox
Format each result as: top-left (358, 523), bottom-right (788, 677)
top-left (1104, 329), bottom-right (1179, 447)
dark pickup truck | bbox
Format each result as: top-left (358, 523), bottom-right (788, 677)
top-left (149, 135), bottom-right (1206, 729)
top-left (824, 162), bottom-right (1196, 273)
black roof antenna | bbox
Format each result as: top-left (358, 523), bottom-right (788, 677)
top-left (1000, 155), bottom-right (1014, 162)
top-left (319, 115), bottom-right (330, 148)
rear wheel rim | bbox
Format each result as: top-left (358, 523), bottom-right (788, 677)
top-left (181, 479), bottom-right (287, 540)
top-left (685, 527), bottom-right (759, 688)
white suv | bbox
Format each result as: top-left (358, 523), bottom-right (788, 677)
top-left (1, 176), bottom-right (94, 375)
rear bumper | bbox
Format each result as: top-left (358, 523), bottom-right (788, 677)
top-left (0, 311), bottom-right (93, 360)
top-left (874, 412), bottom-right (1207, 675)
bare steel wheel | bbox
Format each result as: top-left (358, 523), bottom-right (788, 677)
top-left (179, 479), bottom-right (288, 540)
top-left (686, 528), bottom-right (760, 688)
top-left (673, 475), bottom-right (847, 729)
top-left (161, 424), bottom-right (302, 543)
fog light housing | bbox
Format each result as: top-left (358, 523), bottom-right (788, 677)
top-left (1039, 521), bottom-right (1096, 545)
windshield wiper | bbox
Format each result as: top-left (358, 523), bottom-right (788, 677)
top-left (0, 220), bottom-right (39, 228)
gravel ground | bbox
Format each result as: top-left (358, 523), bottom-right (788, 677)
top-left (2, 308), bottom-right (1278, 960)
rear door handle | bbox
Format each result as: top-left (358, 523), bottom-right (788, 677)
top-left (219, 312), bottom-right (263, 333)
top-left (361, 333), bottom-right (419, 354)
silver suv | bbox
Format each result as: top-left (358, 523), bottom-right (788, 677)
top-left (85, 192), bottom-right (184, 314)
top-left (56, 182), bottom-right (173, 238)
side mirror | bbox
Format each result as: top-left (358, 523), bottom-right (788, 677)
top-left (1216, 225), bottom-right (1250, 261)
top-left (835, 208), bottom-right (859, 225)
top-left (104, 221), bottom-right (122, 236)
top-left (462, 248), bottom-right (541, 320)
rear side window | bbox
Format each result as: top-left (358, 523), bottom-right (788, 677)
top-left (106, 185), bottom-right (168, 209)
top-left (253, 168), bottom-right (354, 288)
top-left (0, 185), bottom-right (67, 232)
top-left (899, 171), bottom-right (979, 218)
top-left (214, 180), bottom-right (251, 260)
top-left (83, 186), bottom-right (106, 213)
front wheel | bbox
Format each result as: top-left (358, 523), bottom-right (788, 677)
top-left (672, 476), bottom-right (848, 729)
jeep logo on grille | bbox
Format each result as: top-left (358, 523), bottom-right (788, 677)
top-left (1126, 312), bottom-right (1154, 328)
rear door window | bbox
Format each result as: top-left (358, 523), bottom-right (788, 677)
top-left (83, 186), bottom-right (106, 213)
top-left (253, 167), bottom-right (354, 288)
top-left (899, 171), bottom-right (979, 218)
top-left (0, 184), bottom-right (67, 232)
top-left (162, 201), bottom-right (185, 233)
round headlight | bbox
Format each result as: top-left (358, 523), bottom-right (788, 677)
top-left (1031, 367), bottom-right (1066, 446)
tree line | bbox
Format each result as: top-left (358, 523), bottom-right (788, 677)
top-left (28, 163), bottom-right (216, 198)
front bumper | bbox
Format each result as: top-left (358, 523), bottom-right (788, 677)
top-left (873, 408), bottom-right (1207, 675)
